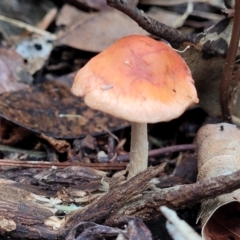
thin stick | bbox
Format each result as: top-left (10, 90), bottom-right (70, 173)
top-left (220, 2), bottom-right (240, 121)
top-left (0, 159), bottom-right (127, 170)
top-left (0, 14), bottom-right (56, 39)
top-left (0, 143), bottom-right (196, 170)
top-left (117, 144), bottom-right (196, 162)
top-left (106, 0), bottom-right (196, 45)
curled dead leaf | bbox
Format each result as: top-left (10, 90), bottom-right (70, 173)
top-left (196, 123), bottom-right (240, 240)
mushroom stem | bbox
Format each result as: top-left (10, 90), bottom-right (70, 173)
top-left (128, 122), bottom-right (148, 179)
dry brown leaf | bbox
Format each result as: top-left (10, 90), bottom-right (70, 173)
top-left (203, 202), bottom-right (240, 240)
top-left (56, 9), bottom-right (149, 52)
top-left (196, 123), bottom-right (240, 240)
top-left (56, 4), bottom-right (93, 27)
top-left (147, 7), bottom-right (182, 28)
top-left (0, 48), bottom-right (32, 94)
top-left (178, 18), bottom-right (240, 126)
top-left (56, 4), bottom-right (176, 33)
top-left (0, 77), bottom-right (129, 139)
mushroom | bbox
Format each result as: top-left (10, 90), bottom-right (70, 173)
top-left (71, 35), bottom-right (198, 179)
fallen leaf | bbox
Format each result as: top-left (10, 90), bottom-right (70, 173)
top-left (0, 77), bottom-right (129, 139)
top-left (204, 202), bottom-right (240, 240)
top-left (196, 123), bottom-right (240, 240)
top-left (56, 4), bottom-right (93, 27)
top-left (147, 7), bottom-right (182, 28)
top-left (57, 9), bottom-right (149, 52)
top-left (0, 48), bottom-right (32, 94)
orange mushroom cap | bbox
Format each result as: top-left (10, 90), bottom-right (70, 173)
top-left (72, 35), bottom-right (198, 123)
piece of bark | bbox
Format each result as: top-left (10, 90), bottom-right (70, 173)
top-left (63, 164), bottom-right (166, 235)
top-left (0, 180), bottom-right (58, 239)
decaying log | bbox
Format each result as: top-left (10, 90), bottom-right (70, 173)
top-left (0, 179), bottom-right (58, 240)
top-left (0, 166), bottom-right (109, 239)
top-left (2, 163), bottom-right (240, 239)
top-left (0, 165), bottom-right (166, 239)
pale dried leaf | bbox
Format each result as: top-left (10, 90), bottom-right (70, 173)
top-left (196, 123), bottom-right (240, 239)
top-left (0, 48), bottom-right (32, 94)
top-left (57, 9), bottom-right (149, 52)
top-left (147, 7), bottom-right (181, 28)
top-left (56, 4), bottom-right (93, 27)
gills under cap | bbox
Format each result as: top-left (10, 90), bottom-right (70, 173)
top-left (71, 35), bottom-right (199, 123)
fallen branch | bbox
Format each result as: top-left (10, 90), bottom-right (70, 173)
top-left (0, 159), bottom-right (127, 170)
top-left (106, 0), bottom-right (234, 56)
top-left (105, 168), bottom-right (240, 225)
top-left (106, 0), bottom-right (197, 46)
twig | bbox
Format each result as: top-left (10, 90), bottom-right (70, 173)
top-left (220, 2), bottom-right (240, 121)
top-left (37, 8), bottom-right (58, 30)
top-left (0, 144), bottom-right (196, 170)
top-left (106, 168), bottom-right (240, 225)
top-left (0, 159), bottom-right (127, 170)
top-left (117, 144), bottom-right (196, 161)
top-left (0, 14), bottom-right (56, 40)
top-left (106, 0), bottom-right (197, 46)
top-left (0, 144), bottom-right (46, 159)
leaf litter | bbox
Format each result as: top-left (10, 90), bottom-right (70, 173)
top-left (0, 0), bottom-right (239, 240)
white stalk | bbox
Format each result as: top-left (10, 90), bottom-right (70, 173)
top-left (127, 122), bottom-right (148, 179)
